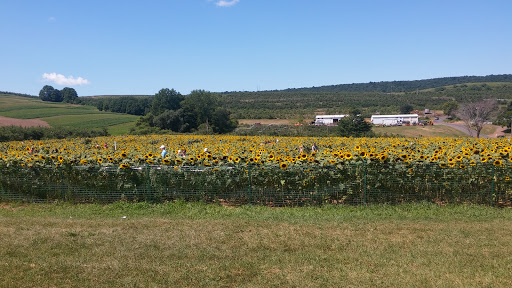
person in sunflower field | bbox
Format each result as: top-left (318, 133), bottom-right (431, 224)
top-left (311, 143), bottom-right (318, 153)
top-left (160, 145), bottom-right (168, 158)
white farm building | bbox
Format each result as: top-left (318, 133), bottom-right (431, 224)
top-left (370, 114), bottom-right (419, 126)
top-left (315, 115), bottom-right (348, 125)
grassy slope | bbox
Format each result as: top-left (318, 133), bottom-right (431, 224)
top-left (1, 202), bottom-right (511, 287)
top-left (0, 94), bottom-right (138, 135)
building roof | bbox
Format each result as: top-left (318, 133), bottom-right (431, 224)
top-left (371, 114), bottom-right (419, 118)
top-left (315, 115), bottom-right (347, 118)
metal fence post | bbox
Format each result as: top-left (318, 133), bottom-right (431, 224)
top-left (363, 162), bottom-right (367, 205)
top-left (60, 166), bottom-right (65, 202)
top-left (248, 165), bottom-right (252, 205)
top-left (145, 164), bottom-right (152, 202)
top-left (491, 165), bottom-right (495, 207)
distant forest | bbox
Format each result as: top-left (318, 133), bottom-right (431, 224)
top-left (0, 91), bottom-right (36, 98)
top-left (281, 74), bottom-right (512, 93)
top-left (73, 74), bottom-right (512, 119)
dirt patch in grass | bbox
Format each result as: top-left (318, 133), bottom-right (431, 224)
top-left (0, 116), bottom-right (50, 128)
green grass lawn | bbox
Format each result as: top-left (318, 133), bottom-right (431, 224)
top-left (1, 202), bottom-right (511, 287)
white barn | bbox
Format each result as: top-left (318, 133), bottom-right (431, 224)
top-left (315, 115), bottom-right (348, 125)
top-left (370, 114), bottom-right (419, 126)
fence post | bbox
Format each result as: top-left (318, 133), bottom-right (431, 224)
top-left (363, 162), bottom-right (367, 205)
top-left (491, 165), bottom-right (495, 207)
top-left (248, 165), bottom-right (252, 205)
top-left (60, 166), bottom-right (65, 202)
top-left (145, 164), bottom-right (152, 202)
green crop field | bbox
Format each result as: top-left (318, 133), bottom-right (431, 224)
top-left (42, 114), bottom-right (138, 130)
top-left (1, 202), bottom-right (511, 287)
top-left (0, 93), bottom-right (138, 135)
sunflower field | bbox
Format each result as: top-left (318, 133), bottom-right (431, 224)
top-left (1, 135), bottom-right (512, 206)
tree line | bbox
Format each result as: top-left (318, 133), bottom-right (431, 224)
top-left (131, 89), bottom-right (238, 134)
top-left (0, 126), bottom-right (108, 142)
top-left (282, 74), bottom-right (512, 93)
top-left (77, 96), bottom-right (152, 116)
top-left (39, 85), bottom-right (78, 103)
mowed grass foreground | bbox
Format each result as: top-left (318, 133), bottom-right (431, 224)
top-left (1, 202), bottom-right (512, 287)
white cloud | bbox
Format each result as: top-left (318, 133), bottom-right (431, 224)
top-left (42, 73), bottom-right (90, 86)
top-left (48, 17), bottom-right (56, 22)
top-left (215, 0), bottom-right (240, 7)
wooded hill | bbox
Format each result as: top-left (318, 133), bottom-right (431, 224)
top-left (222, 79), bottom-right (512, 119)
top-left (281, 74), bottom-right (512, 93)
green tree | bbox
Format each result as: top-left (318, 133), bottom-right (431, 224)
top-left (495, 102), bottom-right (512, 130)
top-left (181, 90), bottom-right (219, 134)
top-left (442, 101), bottom-right (459, 117)
top-left (211, 108), bottom-right (238, 133)
top-left (337, 110), bottom-right (373, 137)
top-left (61, 87), bottom-right (78, 103)
top-left (39, 85), bottom-right (62, 102)
top-left (400, 104), bottom-right (414, 114)
top-left (151, 88), bottom-right (183, 116)
top-left (152, 108), bottom-right (198, 133)
top-left (153, 109), bottom-right (183, 132)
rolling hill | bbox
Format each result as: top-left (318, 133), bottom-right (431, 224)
top-left (0, 93), bottom-right (138, 135)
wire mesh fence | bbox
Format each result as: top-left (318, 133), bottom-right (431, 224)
top-left (1, 163), bottom-right (511, 206)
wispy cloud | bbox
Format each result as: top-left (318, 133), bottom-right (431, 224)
top-left (42, 73), bottom-right (90, 86)
top-left (48, 17), bottom-right (56, 22)
top-left (215, 0), bottom-right (240, 7)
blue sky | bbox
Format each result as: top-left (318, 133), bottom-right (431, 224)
top-left (1, 0), bottom-right (511, 96)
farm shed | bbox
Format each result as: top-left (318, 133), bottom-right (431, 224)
top-left (314, 115), bottom-right (348, 125)
top-left (370, 114), bottom-right (419, 125)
